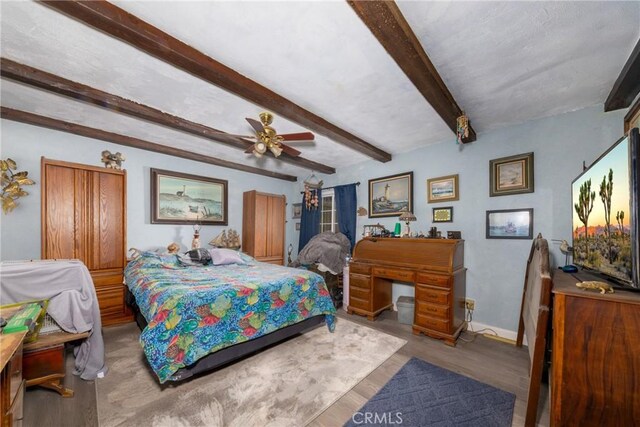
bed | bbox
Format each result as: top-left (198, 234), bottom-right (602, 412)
top-left (124, 252), bottom-right (337, 383)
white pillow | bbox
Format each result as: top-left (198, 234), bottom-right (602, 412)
top-left (209, 248), bottom-right (245, 266)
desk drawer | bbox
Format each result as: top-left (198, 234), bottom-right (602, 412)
top-left (350, 263), bottom-right (371, 275)
top-left (416, 285), bottom-right (450, 305)
top-left (350, 273), bottom-right (371, 290)
top-left (349, 296), bottom-right (370, 311)
top-left (415, 313), bottom-right (451, 333)
top-left (350, 286), bottom-right (370, 301)
top-left (372, 267), bottom-right (415, 282)
top-left (416, 273), bottom-right (451, 289)
top-left (416, 301), bottom-right (449, 320)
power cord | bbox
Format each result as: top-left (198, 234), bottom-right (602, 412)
top-left (458, 307), bottom-right (500, 343)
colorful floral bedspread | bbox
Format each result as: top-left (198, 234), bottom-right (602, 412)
top-left (124, 254), bottom-right (336, 383)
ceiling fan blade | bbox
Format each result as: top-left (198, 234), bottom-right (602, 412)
top-left (280, 144), bottom-right (301, 157)
top-left (214, 133), bottom-right (255, 139)
top-left (246, 117), bottom-right (265, 134)
top-left (279, 132), bottom-right (315, 142)
top-left (244, 145), bottom-right (255, 154)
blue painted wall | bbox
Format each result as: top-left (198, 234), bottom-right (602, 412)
top-left (315, 105), bottom-right (625, 331)
top-left (0, 104), bottom-right (627, 333)
top-left (0, 120), bottom-right (299, 262)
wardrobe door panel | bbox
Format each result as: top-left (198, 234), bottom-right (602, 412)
top-left (93, 172), bottom-right (125, 270)
top-left (268, 196), bottom-right (285, 260)
top-left (42, 165), bottom-right (76, 259)
top-left (253, 193), bottom-right (269, 258)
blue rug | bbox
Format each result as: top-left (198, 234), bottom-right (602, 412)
top-left (344, 357), bottom-right (515, 427)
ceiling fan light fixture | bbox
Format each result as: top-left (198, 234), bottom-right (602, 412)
top-left (269, 145), bottom-right (283, 157)
top-left (254, 141), bottom-right (267, 155)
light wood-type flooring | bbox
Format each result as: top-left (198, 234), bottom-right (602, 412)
top-left (22, 310), bottom-right (548, 427)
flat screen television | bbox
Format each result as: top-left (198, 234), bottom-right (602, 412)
top-left (571, 127), bottom-right (639, 288)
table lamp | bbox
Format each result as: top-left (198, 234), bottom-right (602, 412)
top-left (398, 210), bottom-right (417, 237)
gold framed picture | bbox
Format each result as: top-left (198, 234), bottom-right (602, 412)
top-left (432, 207), bottom-right (453, 223)
top-left (368, 172), bottom-right (413, 218)
top-left (427, 174), bottom-right (459, 203)
top-left (489, 152), bottom-right (534, 197)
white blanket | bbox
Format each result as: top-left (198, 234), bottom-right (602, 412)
top-left (0, 259), bottom-right (107, 380)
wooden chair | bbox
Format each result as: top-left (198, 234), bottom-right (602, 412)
top-left (516, 233), bottom-right (553, 427)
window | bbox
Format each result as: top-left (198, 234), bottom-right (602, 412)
top-left (320, 189), bottom-right (338, 232)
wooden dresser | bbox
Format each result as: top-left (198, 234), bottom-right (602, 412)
top-left (41, 158), bottom-right (132, 325)
top-left (242, 190), bottom-right (286, 265)
top-left (348, 238), bottom-right (466, 346)
top-left (551, 272), bottom-right (640, 425)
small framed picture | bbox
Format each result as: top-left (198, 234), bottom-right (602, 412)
top-left (427, 174), bottom-right (459, 203)
top-left (432, 207), bottom-right (453, 223)
top-left (292, 203), bottom-right (302, 219)
top-left (486, 208), bottom-right (533, 239)
top-left (295, 222), bottom-right (301, 231)
top-left (489, 152), bottom-right (534, 196)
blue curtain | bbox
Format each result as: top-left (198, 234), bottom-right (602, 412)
top-left (298, 188), bottom-right (322, 252)
top-left (334, 184), bottom-right (357, 251)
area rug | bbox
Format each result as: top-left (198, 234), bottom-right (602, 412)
top-left (97, 318), bottom-right (406, 427)
top-left (344, 357), bottom-right (516, 427)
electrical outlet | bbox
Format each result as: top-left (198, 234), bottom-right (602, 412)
top-left (465, 298), bottom-right (475, 311)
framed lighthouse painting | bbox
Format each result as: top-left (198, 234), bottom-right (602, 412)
top-left (151, 168), bottom-right (228, 225)
top-left (368, 172), bottom-right (413, 218)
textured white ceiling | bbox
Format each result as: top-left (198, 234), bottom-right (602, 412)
top-left (397, 0), bottom-right (640, 134)
top-left (1, 1), bottom-right (638, 178)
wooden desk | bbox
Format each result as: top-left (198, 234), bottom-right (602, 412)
top-left (551, 271), bottom-right (640, 425)
top-left (348, 238), bottom-right (466, 346)
top-left (0, 331), bottom-right (27, 427)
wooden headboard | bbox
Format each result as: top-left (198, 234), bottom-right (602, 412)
top-left (517, 233), bottom-right (553, 427)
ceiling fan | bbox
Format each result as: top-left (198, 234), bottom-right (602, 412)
top-left (239, 112), bottom-right (315, 158)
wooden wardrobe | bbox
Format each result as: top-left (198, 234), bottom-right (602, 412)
top-left (41, 158), bottom-right (131, 325)
top-left (242, 190), bottom-right (286, 265)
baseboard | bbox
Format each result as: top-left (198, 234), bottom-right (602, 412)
top-left (467, 320), bottom-right (528, 346)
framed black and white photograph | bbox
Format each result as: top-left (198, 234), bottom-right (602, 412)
top-left (489, 152), bottom-right (534, 196)
top-left (151, 168), bottom-right (228, 225)
top-left (292, 203), bottom-right (302, 219)
top-left (295, 222), bottom-right (301, 231)
top-left (368, 172), bottom-right (413, 218)
top-left (432, 207), bottom-right (453, 223)
top-left (486, 208), bottom-right (533, 239)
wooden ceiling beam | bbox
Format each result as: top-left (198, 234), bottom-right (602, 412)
top-left (605, 38), bottom-right (640, 112)
top-left (348, 1), bottom-right (476, 143)
top-left (1, 57), bottom-right (335, 174)
top-left (0, 107), bottom-right (298, 182)
top-left (40, 0), bottom-right (391, 162)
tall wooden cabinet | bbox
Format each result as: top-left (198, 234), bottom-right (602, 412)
top-left (242, 191), bottom-right (286, 265)
top-left (41, 158), bottom-right (131, 326)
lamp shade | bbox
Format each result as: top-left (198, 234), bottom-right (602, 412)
top-left (399, 211), bottom-right (416, 222)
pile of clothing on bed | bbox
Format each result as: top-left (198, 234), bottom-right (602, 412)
top-left (291, 231), bottom-right (351, 307)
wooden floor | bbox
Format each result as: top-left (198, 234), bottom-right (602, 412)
top-left (21, 310), bottom-right (548, 427)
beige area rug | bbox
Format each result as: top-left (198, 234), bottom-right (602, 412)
top-left (97, 318), bottom-right (406, 427)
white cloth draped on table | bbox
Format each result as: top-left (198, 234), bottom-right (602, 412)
top-left (0, 259), bottom-right (107, 380)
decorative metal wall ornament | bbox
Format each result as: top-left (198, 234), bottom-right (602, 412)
top-left (303, 172), bottom-right (323, 210)
top-left (1, 158), bottom-right (35, 214)
top-left (456, 114), bottom-right (469, 145)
